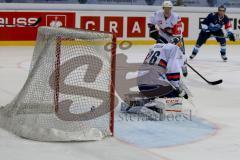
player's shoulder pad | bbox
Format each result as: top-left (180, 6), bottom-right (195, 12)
top-left (208, 12), bottom-right (216, 17)
top-left (172, 12), bottom-right (181, 19)
top-left (152, 43), bottom-right (164, 48)
top-left (153, 43), bottom-right (177, 50)
top-left (171, 12), bottom-right (181, 24)
top-left (224, 14), bottom-right (230, 20)
top-left (152, 43), bottom-right (173, 51)
top-left (154, 10), bottom-right (163, 16)
top-left (162, 43), bottom-right (177, 51)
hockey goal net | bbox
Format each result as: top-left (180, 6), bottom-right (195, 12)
top-left (0, 27), bottom-right (116, 141)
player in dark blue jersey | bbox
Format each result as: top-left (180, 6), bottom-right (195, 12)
top-left (190, 5), bottom-right (235, 62)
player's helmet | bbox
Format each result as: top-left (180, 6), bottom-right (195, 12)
top-left (162, 1), bottom-right (173, 8)
top-left (218, 5), bottom-right (226, 11)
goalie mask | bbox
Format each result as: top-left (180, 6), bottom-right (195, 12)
top-left (170, 37), bottom-right (183, 48)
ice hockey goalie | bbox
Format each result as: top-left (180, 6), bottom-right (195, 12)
top-left (121, 42), bottom-right (191, 120)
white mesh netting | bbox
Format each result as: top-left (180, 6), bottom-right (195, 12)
top-left (0, 27), bottom-right (116, 141)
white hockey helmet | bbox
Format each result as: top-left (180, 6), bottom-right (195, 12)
top-left (162, 1), bottom-right (173, 8)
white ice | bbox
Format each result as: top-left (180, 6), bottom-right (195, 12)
top-left (0, 44), bottom-right (240, 160)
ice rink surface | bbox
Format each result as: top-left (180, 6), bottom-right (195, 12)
top-left (0, 44), bottom-right (240, 160)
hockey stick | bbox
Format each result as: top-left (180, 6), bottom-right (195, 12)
top-left (181, 37), bottom-right (186, 54)
top-left (0, 17), bottom-right (42, 27)
top-left (186, 63), bottom-right (223, 85)
top-left (157, 36), bottom-right (222, 85)
top-left (211, 33), bottom-right (240, 40)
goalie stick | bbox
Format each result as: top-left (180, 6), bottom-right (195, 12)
top-left (186, 63), bottom-right (223, 85)
top-left (0, 17), bottom-right (42, 27)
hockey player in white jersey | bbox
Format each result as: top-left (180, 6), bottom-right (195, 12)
top-left (148, 1), bottom-right (183, 44)
top-left (120, 40), bottom-right (189, 117)
top-left (147, 1), bottom-right (188, 77)
top-left (137, 39), bottom-right (188, 100)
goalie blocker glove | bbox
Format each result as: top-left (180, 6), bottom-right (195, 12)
top-left (168, 88), bottom-right (188, 100)
top-left (176, 88), bottom-right (188, 99)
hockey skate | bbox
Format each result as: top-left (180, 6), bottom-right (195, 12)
top-left (221, 55), bottom-right (228, 62)
top-left (189, 54), bottom-right (196, 60)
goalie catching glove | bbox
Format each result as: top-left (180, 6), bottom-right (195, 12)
top-left (169, 88), bottom-right (188, 100)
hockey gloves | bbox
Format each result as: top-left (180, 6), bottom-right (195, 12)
top-left (148, 24), bottom-right (168, 43)
top-left (182, 65), bottom-right (188, 77)
top-left (227, 31), bottom-right (236, 41)
top-left (170, 37), bottom-right (181, 45)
